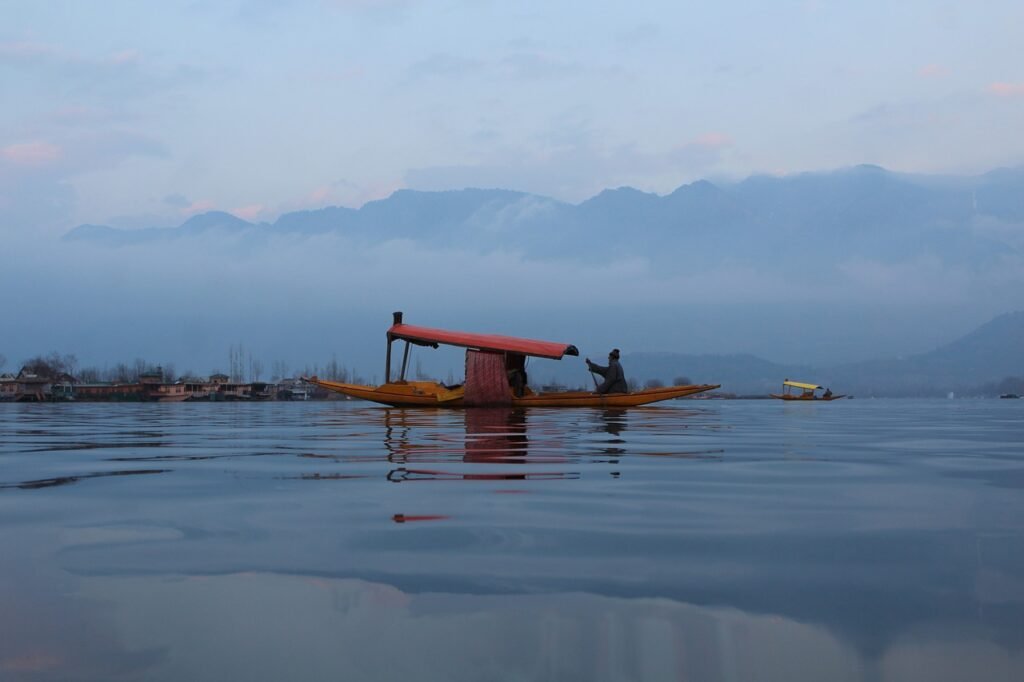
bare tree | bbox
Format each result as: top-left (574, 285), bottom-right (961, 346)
top-left (324, 354), bottom-right (349, 382)
top-left (673, 376), bottom-right (692, 386)
top-left (21, 352), bottom-right (78, 378)
top-left (0, 353), bottom-right (7, 371)
top-left (106, 363), bottom-right (132, 383)
top-left (644, 378), bottom-right (665, 389)
top-left (228, 343), bottom-right (245, 382)
top-left (251, 358), bottom-right (264, 382)
top-left (78, 367), bottom-right (101, 383)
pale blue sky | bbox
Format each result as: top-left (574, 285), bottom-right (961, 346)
top-left (3, 0), bottom-right (1023, 232)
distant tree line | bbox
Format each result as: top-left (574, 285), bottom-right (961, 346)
top-left (7, 347), bottom-right (368, 386)
top-left (640, 376), bottom-right (692, 390)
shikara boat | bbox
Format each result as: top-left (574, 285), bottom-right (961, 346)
top-left (770, 379), bottom-right (845, 401)
top-left (304, 312), bottom-right (719, 408)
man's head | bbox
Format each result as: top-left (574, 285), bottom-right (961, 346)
top-left (609, 348), bottom-right (620, 360)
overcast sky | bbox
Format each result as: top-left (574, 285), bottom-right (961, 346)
top-left (2, 1), bottom-right (1023, 376)
top-left (3, 0), bottom-right (1023, 233)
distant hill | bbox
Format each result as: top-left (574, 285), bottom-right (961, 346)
top-left (824, 310), bottom-right (1024, 396)
top-left (612, 353), bottom-right (811, 396)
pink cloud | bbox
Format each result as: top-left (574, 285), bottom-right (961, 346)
top-left (918, 64), bottom-right (950, 78)
top-left (306, 186), bottom-right (333, 204)
top-left (306, 181), bottom-right (398, 208)
top-left (232, 204), bottom-right (264, 221)
top-left (692, 132), bottom-right (733, 149)
top-left (988, 82), bottom-right (1024, 97)
top-left (181, 199), bottom-right (215, 215)
top-left (1, 141), bottom-right (62, 166)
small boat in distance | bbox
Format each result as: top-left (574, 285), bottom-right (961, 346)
top-left (304, 312), bottom-right (719, 408)
top-left (770, 379), bottom-right (845, 401)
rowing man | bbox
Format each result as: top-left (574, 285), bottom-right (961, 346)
top-left (586, 349), bottom-right (628, 394)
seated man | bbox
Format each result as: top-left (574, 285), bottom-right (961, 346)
top-left (506, 353), bottom-right (528, 397)
top-left (586, 349), bottom-right (628, 394)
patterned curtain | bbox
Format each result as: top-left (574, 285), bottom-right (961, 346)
top-left (464, 350), bottom-right (512, 407)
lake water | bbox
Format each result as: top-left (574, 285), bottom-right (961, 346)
top-left (1, 399), bottom-right (1023, 681)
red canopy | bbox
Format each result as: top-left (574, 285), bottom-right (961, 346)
top-left (388, 323), bottom-right (578, 360)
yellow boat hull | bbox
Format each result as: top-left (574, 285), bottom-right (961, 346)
top-left (306, 378), bottom-right (719, 408)
top-left (769, 394), bottom-right (845, 401)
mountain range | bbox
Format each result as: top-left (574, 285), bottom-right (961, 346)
top-left (64, 165), bottom-right (1024, 272)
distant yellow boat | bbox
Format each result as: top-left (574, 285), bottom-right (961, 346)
top-left (305, 312), bottom-right (719, 408)
top-left (770, 379), bottom-right (844, 401)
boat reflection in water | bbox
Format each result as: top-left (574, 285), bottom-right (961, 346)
top-left (463, 408), bottom-right (530, 462)
top-left (386, 408), bottom-right (579, 483)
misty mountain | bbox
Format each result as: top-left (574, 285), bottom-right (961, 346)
top-left (63, 165), bottom-right (1024, 272)
top-left (558, 310), bottom-right (1024, 397)
top-left (65, 210), bottom-right (256, 244)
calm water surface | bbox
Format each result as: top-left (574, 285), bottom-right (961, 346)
top-left (1, 399), bottom-right (1023, 681)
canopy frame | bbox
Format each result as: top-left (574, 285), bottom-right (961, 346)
top-left (384, 312), bottom-right (578, 383)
